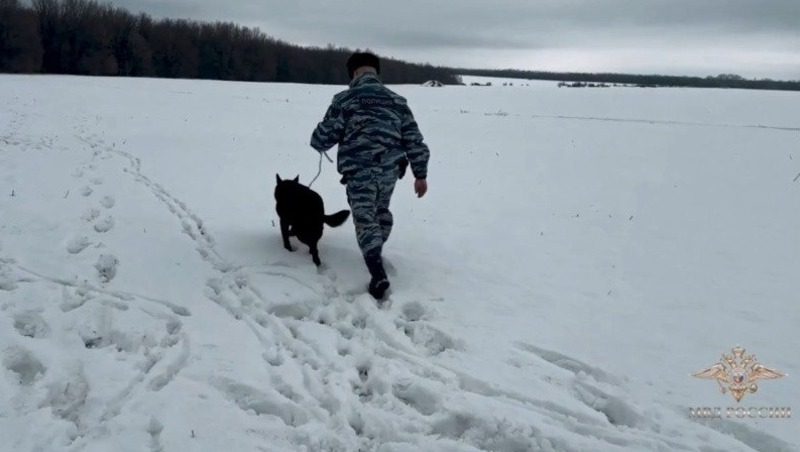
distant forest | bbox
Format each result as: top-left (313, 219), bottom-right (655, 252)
top-left (0, 0), bottom-right (458, 84)
top-left (1, 0), bottom-right (798, 91)
top-left (458, 68), bottom-right (800, 92)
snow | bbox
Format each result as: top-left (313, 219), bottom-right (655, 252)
top-left (1, 74), bottom-right (799, 451)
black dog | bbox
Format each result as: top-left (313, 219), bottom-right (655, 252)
top-left (274, 174), bottom-right (350, 266)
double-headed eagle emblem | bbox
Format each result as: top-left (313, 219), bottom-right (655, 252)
top-left (693, 346), bottom-right (785, 402)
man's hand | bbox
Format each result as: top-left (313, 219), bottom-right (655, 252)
top-left (414, 178), bottom-right (427, 198)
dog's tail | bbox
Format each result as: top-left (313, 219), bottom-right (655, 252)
top-left (324, 210), bottom-right (350, 227)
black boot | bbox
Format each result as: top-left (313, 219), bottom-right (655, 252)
top-left (365, 254), bottom-right (390, 300)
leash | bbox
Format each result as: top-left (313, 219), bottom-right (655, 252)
top-left (307, 151), bottom-right (333, 188)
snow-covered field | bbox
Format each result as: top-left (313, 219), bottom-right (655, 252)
top-left (1, 74), bottom-right (798, 452)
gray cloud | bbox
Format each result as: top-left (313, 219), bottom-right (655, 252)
top-left (107, 0), bottom-right (800, 79)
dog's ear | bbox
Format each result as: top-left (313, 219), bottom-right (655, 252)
top-left (276, 173), bottom-right (282, 183)
top-left (293, 175), bottom-right (299, 183)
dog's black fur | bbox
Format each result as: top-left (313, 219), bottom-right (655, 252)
top-left (274, 174), bottom-right (350, 266)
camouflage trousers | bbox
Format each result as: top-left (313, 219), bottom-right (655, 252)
top-left (344, 166), bottom-right (399, 259)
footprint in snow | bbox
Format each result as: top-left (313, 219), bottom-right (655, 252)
top-left (210, 377), bottom-right (309, 427)
top-left (13, 311), bottom-right (51, 338)
top-left (80, 186), bottom-right (93, 197)
top-left (400, 301), bottom-right (427, 322)
top-left (353, 360), bottom-right (374, 401)
top-left (95, 254), bottom-right (119, 282)
top-left (147, 417), bottom-right (164, 452)
top-left (0, 268), bottom-right (19, 291)
top-left (66, 236), bottom-right (91, 254)
top-left (2, 345), bottom-right (46, 385)
top-left (94, 216), bottom-right (115, 233)
top-left (403, 323), bottom-right (460, 356)
top-left (41, 366), bottom-right (89, 426)
top-left (392, 379), bottom-right (442, 416)
top-left (90, 177), bottom-right (103, 186)
top-left (82, 208), bottom-right (100, 222)
top-left (351, 315), bottom-right (367, 330)
top-left (100, 195), bottom-right (115, 209)
top-left (356, 360), bottom-right (371, 382)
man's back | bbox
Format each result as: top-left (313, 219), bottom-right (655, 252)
top-left (311, 73), bottom-right (429, 180)
top-left (334, 76), bottom-right (405, 159)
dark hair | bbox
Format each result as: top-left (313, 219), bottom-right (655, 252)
top-left (346, 52), bottom-right (381, 79)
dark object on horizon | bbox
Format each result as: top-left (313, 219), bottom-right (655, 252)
top-left (459, 68), bottom-right (799, 92)
top-left (557, 81), bottom-right (610, 88)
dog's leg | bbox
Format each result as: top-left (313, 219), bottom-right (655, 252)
top-left (310, 242), bottom-right (321, 266)
top-left (280, 218), bottom-right (294, 251)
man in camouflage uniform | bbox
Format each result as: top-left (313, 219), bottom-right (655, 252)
top-left (310, 52), bottom-right (430, 300)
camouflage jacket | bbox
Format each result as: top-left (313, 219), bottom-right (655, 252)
top-left (310, 73), bottom-right (430, 179)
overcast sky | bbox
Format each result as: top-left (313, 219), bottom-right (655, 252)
top-left (108, 0), bottom-right (799, 80)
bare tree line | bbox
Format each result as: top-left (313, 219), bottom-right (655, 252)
top-left (0, 0), bottom-right (459, 84)
top-left (2, 0), bottom-right (797, 90)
